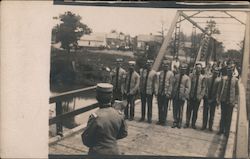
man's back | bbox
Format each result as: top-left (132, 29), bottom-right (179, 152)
top-left (82, 107), bottom-right (127, 155)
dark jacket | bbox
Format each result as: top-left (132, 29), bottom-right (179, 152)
top-left (82, 107), bottom-right (128, 155)
top-left (218, 76), bottom-right (239, 105)
top-left (205, 75), bottom-right (221, 102)
top-left (189, 73), bottom-right (206, 101)
top-left (172, 74), bottom-right (191, 101)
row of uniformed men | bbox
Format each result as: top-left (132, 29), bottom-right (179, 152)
top-left (81, 59), bottom-right (239, 156)
top-left (111, 58), bottom-right (239, 136)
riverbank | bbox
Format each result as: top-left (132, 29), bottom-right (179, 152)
top-left (50, 48), bottom-right (135, 93)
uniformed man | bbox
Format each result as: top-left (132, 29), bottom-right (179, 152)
top-left (156, 60), bottom-right (174, 126)
top-left (172, 63), bottom-right (191, 128)
top-left (123, 61), bottom-right (140, 120)
top-left (139, 60), bottom-right (157, 123)
top-left (184, 63), bottom-right (206, 129)
top-left (201, 67), bottom-right (221, 131)
top-left (111, 58), bottom-right (126, 101)
top-left (82, 83), bottom-right (128, 155)
top-left (217, 65), bottom-right (239, 137)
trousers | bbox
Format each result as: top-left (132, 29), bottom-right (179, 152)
top-left (157, 95), bottom-right (169, 124)
top-left (141, 93), bottom-right (153, 122)
top-left (186, 98), bottom-right (201, 126)
top-left (124, 95), bottom-right (135, 119)
top-left (173, 98), bottom-right (185, 126)
top-left (113, 89), bottom-right (123, 101)
top-left (219, 102), bottom-right (234, 136)
top-left (202, 98), bottom-right (217, 129)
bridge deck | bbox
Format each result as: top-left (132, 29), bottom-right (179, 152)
top-left (49, 98), bottom-right (229, 157)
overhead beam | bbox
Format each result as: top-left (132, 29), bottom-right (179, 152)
top-left (177, 11), bottom-right (202, 23)
top-left (223, 11), bottom-right (246, 25)
top-left (191, 16), bottom-right (233, 18)
top-left (179, 9), bottom-right (249, 12)
top-left (179, 11), bottom-right (210, 36)
top-left (152, 11), bottom-right (180, 71)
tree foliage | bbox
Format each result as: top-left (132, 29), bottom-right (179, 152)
top-left (221, 49), bottom-right (242, 61)
top-left (53, 11), bottom-right (92, 53)
top-left (205, 19), bottom-right (220, 35)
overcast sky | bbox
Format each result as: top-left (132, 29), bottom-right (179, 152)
top-left (52, 5), bottom-right (247, 51)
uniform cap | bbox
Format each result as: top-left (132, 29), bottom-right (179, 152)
top-left (213, 67), bottom-right (220, 73)
top-left (146, 60), bottom-right (154, 64)
top-left (128, 61), bottom-right (136, 66)
top-left (162, 60), bottom-right (170, 66)
top-left (116, 58), bottom-right (123, 62)
top-left (96, 83), bottom-right (113, 93)
top-left (227, 65), bottom-right (234, 71)
top-left (180, 63), bottom-right (188, 69)
top-left (195, 63), bottom-right (202, 67)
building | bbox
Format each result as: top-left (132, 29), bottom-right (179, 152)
top-left (136, 34), bottom-right (163, 51)
top-left (106, 32), bottom-right (127, 50)
top-left (78, 33), bottom-right (106, 48)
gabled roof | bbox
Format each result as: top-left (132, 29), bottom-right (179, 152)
top-left (79, 33), bottom-right (106, 42)
top-left (137, 34), bottom-right (162, 43)
top-left (106, 33), bottom-right (125, 40)
top-left (183, 42), bottom-right (192, 48)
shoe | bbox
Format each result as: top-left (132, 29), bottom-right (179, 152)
top-left (192, 125), bottom-right (197, 129)
top-left (139, 118), bottom-right (145, 122)
top-left (177, 125), bottom-right (181, 129)
top-left (209, 127), bottom-right (213, 132)
top-left (156, 121), bottom-right (162, 125)
top-left (172, 123), bottom-right (177, 128)
top-left (148, 120), bottom-right (152, 124)
top-left (225, 133), bottom-right (229, 138)
top-left (162, 122), bottom-right (167, 126)
top-left (201, 126), bottom-right (206, 130)
top-left (184, 124), bottom-right (189, 128)
top-left (217, 131), bottom-right (223, 135)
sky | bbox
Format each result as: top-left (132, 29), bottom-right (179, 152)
top-left (52, 5), bottom-right (247, 51)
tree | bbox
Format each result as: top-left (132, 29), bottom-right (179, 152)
top-left (53, 11), bottom-right (92, 53)
top-left (205, 19), bottom-right (220, 35)
top-left (111, 29), bottom-right (117, 33)
top-left (222, 49), bottom-right (242, 62)
top-left (157, 20), bottom-right (168, 43)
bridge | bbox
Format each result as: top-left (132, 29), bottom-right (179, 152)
top-left (49, 10), bottom-right (250, 158)
top-left (49, 98), bottom-right (229, 157)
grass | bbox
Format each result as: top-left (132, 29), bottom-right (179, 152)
top-left (50, 48), bottom-right (135, 93)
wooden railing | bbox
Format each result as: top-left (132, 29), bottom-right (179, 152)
top-left (49, 86), bottom-right (97, 136)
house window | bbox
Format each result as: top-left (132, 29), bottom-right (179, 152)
top-left (88, 41), bottom-right (91, 46)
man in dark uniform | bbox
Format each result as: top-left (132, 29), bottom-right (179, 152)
top-left (111, 58), bottom-right (126, 101)
top-left (217, 65), bottom-right (239, 137)
top-left (185, 63), bottom-right (206, 129)
top-left (172, 63), bottom-right (191, 128)
top-left (123, 61), bottom-right (140, 120)
top-left (139, 60), bottom-right (157, 123)
top-left (156, 60), bottom-right (174, 126)
top-left (201, 67), bottom-right (221, 131)
top-left (82, 83), bottom-right (128, 155)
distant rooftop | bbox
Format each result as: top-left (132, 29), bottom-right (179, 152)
top-left (137, 34), bottom-right (163, 43)
top-left (79, 33), bottom-right (106, 42)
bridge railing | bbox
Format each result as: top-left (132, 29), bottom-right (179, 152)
top-left (49, 86), bottom-right (97, 136)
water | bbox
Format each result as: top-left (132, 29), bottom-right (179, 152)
top-left (49, 90), bottom-right (98, 137)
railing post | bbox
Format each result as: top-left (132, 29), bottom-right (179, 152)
top-left (56, 101), bottom-right (63, 136)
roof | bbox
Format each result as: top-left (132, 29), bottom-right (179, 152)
top-left (79, 33), bottom-right (106, 42)
top-left (106, 32), bottom-right (125, 40)
top-left (137, 34), bottom-right (163, 43)
top-left (183, 42), bottom-right (192, 48)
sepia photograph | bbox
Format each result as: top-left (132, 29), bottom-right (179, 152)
top-left (46, 2), bottom-right (250, 159)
